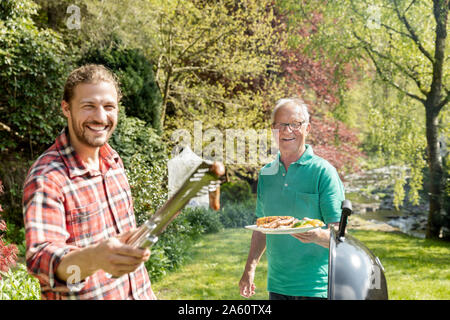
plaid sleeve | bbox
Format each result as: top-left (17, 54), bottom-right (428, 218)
top-left (23, 174), bottom-right (83, 292)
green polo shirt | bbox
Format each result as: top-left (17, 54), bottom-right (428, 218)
top-left (256, 144), bottom-right (345, 297)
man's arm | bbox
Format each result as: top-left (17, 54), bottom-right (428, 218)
top-left (239, 231), bottom-right (266, 298)
top-left (24, 174), bottom-right (149, 291)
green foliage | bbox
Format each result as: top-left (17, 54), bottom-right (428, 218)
top-left (109, 109), bottom-right (168, 224)
top-left (219, 200), bottom-right (256, 229)
top-left (184, 207), bottom-right (223, 234)
top-left (0, 157), bottom-right (32, 232)
top-left (81, 0), bottom-right (287, 167)
top-left (218, 180), bottom-right (256, 228)
top-left (358, 80), bottom-right (427, 208)
top-left (220, 180), bottom-right (253, 205)
top-left (0, 0), bottom-right (71, 158)
top-left (79, 39), bottom-right (162, 131)
top-left (0, 264), bottom-right (40, 300)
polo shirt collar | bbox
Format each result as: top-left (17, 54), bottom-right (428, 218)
top-left (275, 144), bottom-right (315, 167)
top-left (55, 127), bottom-right (120, 178)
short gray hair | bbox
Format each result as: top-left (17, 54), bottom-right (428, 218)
top-left (271, 97), bottom-right (310, 124)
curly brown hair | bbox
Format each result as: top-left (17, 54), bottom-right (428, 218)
top-left (63, 64), bottom-right (122, 103)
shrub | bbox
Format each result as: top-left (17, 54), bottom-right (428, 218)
top-left (220, 180), bottom-right (253, 205)
top-left (219, 199), bottom-right (257, 228)
top-left (0, 0), bottom-right (71, 158)
top-left (0, 264), bottom-right (40, 300)
top-left (183, 207), bottom-right (224, 234)
top-left (0, 179), bottom-right (18, 279)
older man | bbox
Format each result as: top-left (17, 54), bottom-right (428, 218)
top-left (239, 98), bottom-right (345, 300)
top-left (23, 64), bottom-right (155, 299)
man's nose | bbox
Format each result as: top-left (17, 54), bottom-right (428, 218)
top-left (93, 105), bottom-right (108, 123)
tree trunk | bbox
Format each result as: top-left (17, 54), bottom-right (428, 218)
top-left (425, 0), bottom-right (448, 239)
top-left (424, 105), bottom-right (444, 239)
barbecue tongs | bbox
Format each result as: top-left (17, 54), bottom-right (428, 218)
top-left (126, 161), bottom-right (225, 249)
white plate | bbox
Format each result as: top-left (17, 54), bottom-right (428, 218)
top-left (244, 224), bottom-right (321, 234)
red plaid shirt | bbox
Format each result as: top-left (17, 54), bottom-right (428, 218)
top-left (23, 128), bottom-right (156, 300)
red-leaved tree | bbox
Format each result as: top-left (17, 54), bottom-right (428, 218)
top-left (277, 6), bottom-right (365, 177)
top-left (0, 179), bottom-right (18, 279)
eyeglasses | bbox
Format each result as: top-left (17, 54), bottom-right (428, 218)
top-left (272, 121), bottom-right (305, 131)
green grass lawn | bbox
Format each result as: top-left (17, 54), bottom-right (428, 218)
top-left (349, 230), bottom-right (450, 300)
top-left (152, 228), bottom-right (450, 300)
top-left (153, 228), bottom-right (268, 300)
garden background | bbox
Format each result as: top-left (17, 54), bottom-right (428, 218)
top-left (0, 0), bottom-right (448, 300)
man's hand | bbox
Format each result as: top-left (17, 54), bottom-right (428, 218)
top-left (239, 271), bottom-right (256, 298)
top-left (56, 230), bottom-right (151, 283)
top-left (291, 222), bottom-right (339, 248)
top-left (291, 228), bottom-right (330, 248)
top-left (94, 231), bottom-right (151, 278)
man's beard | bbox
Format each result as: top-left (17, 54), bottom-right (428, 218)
top-left (71, 117), bottom-right (115, 148)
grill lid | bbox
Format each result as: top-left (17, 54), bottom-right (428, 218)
top-left (328, 200), bottom-right (388, 300)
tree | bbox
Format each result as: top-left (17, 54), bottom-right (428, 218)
top-left (80, 0), bottom-right (285, 127)
top-left (345, 0), bottom-right (449, 239)
top-left (276, 1), bottom-right (365, 176)
top-left (286, 0), bottom-right (448, 239)
top-left (78, 0), bottom-right (290, 187)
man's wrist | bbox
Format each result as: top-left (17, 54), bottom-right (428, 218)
top-left (56, 245), bottom-right (99, 282)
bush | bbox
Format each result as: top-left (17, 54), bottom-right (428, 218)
top-left (219, 199), bottom-right (257, 228)
top-left (220, 180), bottom-right (253, 205)
top-left (0, 0), bottom-right (71, 157)
top-left (0, 179), bottom-right (19, 278)
top-left (0, 264), bottom-right (40, 300)
top-left (183, 207), bottom-right (223, 234)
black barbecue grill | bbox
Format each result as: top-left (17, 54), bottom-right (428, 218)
top-left (328, 200), bottom-right (388, 300)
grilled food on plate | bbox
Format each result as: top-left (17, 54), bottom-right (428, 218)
top-left (256, 216), bottom-right (325, 229)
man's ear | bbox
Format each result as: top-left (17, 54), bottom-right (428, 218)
top-left (305, 122), bottom-right (311, 135)
top-left (61, 100), bottom-right (70, 118)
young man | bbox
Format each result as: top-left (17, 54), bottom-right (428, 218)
top-left (239, 98), bottom-right (345, 300)
top-left (23, 64), bottom-right (156, 299)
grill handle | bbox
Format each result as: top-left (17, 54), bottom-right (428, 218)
top-left (338, 200), bottom-right (353, 240)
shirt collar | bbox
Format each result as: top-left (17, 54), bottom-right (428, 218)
top-left (55, 127), bottom-right (120, 178)
top-left (276, 144), bottom-right (315, 167)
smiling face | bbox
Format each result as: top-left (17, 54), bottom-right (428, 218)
top-left (62, 81), bottom-right (118, 149)
top-left (272, 103), bottom-right (310, 159)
